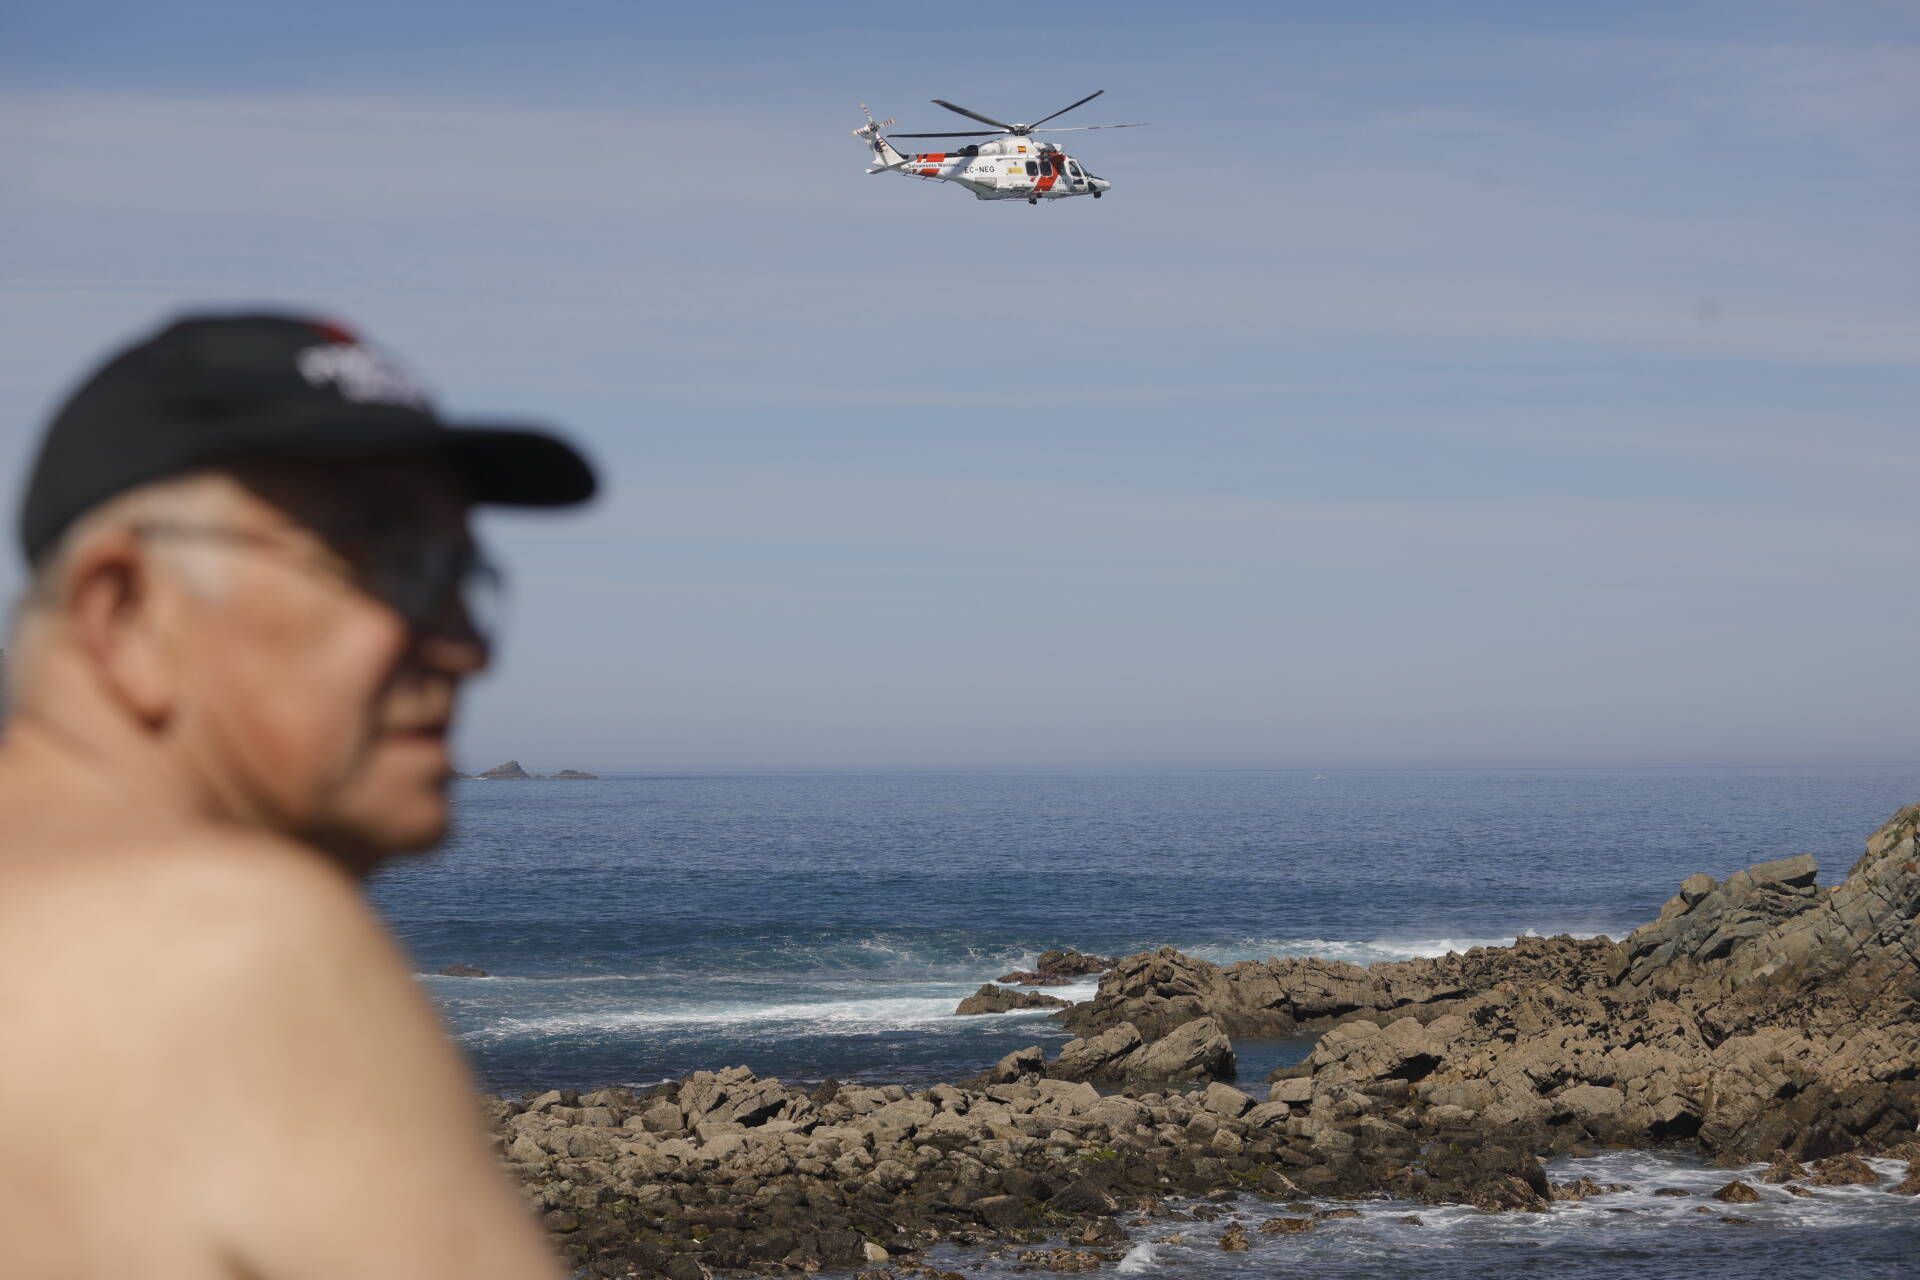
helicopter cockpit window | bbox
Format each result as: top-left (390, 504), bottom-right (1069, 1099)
top-left (1024, 160), bottom-right (1038, 176)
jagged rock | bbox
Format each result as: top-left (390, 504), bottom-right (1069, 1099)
top-left (1307, 1014), bottom-right (1457, 1086)
top-left (1553, 1084), bottom-right (1626, 1126)
top-left (1711, 1180), bottom-right (1760, 1203)
top-left (1121, 1017), bottom-right (1237, 1082)
top-left (1050, 1023), bottom-right (1143, 1080)
top-left (1242, 1101), bottom-right (1291, 1129)
top-left (478, 760), bottom-right (533, 779)
top-left (1217, 1222), bottom-right (1249, 1251)
top-left (996, 948), bottom-right (1116, 986)
top-left (434, 962), bottom-right (491, 978)
top-left (1060, 935), bottom-right (1609, 1043)
top-left (1805, 1153), bottom-right (1879, 1186)
top-left (1551, 1177), bottom-right (1627, 1201)
top-left (1269, 1077), bottom-right (1313, 1105)
top-left (1619, 854), bottom-right (1821, 984)
top-left (1417, 1142), bottom-right (1552, 1212)
top-left (987, 1045), bottom-right (1046, 1083)
top-left (1050, 1178), bottom-right (1120, 1216)
top-left (1760, 1154), bottom-right (1806, 1184)
top-left (971, 1194), bottom-right (1033, 1231)
top-left (1015, 1249), bottom-right (1107, 1272)
top-left (1201, 1081), bottom-right (1254, 1118)
top-left (1258, 1216), bottom-right (1314, 1234)
top-left (955, 984), bottom-right (1072, 1016)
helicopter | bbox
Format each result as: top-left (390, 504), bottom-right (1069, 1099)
top-left (851, 90), bottom-right (1144, 204)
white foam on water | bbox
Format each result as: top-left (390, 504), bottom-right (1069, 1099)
top-left (1181, 927), bottom-right (1631, 966)
top-left (1087, 1150), bottom-right (1920, 1278)
top-left (448, 962), bottom-right (1100, 1045)
top-left (460, 990), bottom-right (1067, 1043)
top-left (1533, 1150), bottom-right (1920, 1235)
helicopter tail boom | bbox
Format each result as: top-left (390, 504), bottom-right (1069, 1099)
top-left (865, 136), bottom-right (908, 173)
top-left (852, 105), bottom-right (908, 172)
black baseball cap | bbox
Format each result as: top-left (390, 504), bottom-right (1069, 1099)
top-left (18, 310), bottom-right (597, 564)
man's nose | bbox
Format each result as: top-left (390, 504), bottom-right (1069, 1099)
top-left (412, 628), bottom-right (489, 676)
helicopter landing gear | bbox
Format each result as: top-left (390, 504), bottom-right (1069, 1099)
top-left (1027, 196), bottom-right (1037, 205)
top-left (1092, 190), bottom-right (1102, 198)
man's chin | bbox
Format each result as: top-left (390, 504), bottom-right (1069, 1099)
top-left (314, 782), bottom-right (454, 872)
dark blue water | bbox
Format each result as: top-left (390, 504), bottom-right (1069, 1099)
top-left (370, 767), bottom-right (1920, 1276)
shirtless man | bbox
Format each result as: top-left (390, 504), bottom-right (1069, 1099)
top-left (0, 313), bottom-right (597, 1277)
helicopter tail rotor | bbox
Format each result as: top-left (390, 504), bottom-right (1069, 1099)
top-left (852, 104), bottom-right (907, 171)
top-left (850, 103), bottom-right (896, 139)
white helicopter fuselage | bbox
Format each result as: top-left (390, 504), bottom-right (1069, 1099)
top-left (864, 135), bottom-right (1111, 201)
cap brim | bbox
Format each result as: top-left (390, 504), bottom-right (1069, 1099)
top-left (441, 424), bottom-right (598, 507)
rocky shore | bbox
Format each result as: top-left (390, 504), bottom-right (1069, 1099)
top-left (489, 804), bottom-right (1920, 1277)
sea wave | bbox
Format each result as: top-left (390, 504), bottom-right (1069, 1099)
top-left (418, 932), bottom-right (1109, 985)
top-left (1178, 928), bottom-right (1631, 966)
top-left (460, 987), bottom-right (1086, 1044)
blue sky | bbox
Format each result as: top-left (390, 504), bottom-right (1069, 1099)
top-left (4, 2), bottom-right (1917, 770)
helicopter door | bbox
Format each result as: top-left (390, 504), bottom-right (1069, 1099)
top-left (1067, 159), bottom-right (1087, 190)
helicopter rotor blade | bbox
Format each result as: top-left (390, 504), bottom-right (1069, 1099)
top-left (931, 99), bottom-right (1018, 131)
top-left (1029, 123), bottom-right (1148, 133)
top-left (886, 130), bottom-right (1005, 138)
top-left (1026, 89), bottom-right (1105, 129)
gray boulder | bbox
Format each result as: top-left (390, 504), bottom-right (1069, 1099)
top-left (1121, 1016), bottom-right (1237, 1082)
top-left (1050, 1023), bottom-right (1144, 1080)
top-left (1619, 854), bottom-right (1822, 983)
top-left (954, 984), bottom-right (1072, 1016)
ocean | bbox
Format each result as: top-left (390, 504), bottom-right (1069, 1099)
top-left (371, 766), bottom-right (1920, 1277)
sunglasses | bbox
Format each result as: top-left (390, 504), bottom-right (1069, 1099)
top-left (131, 519), bottom-right (506, 647)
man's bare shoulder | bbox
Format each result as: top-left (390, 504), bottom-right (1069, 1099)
top-left (0, 825), bottom-right (561, 1277)
top-left (0, 824), bottom-right (389, 993)
top-left (0, 823), bottom-right (419, 1087)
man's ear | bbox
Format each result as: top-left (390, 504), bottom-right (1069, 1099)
top-left (64, 530), bottom-right (179, 726)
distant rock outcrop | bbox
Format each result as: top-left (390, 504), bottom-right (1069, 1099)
top-left (479, 760), bottom-right (534, 780)
top-left (471, 762), bottom-right (598, 780)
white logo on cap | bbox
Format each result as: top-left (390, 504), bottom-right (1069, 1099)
top-left (296, 343), bottom-right (430, 408)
